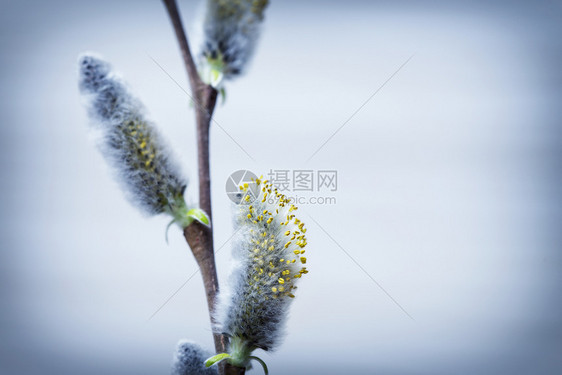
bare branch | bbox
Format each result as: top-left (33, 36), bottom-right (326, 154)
top-left (162, 0), bottom-right (202, 92)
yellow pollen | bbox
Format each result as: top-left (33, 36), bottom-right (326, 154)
top-left (278, 278), bottom-right (285, 284)
top-left (271, 287), bottom-right (277, 292)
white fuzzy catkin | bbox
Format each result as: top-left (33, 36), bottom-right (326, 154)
top-left (171, 340), bottom-right (218, 375)
top-left (215, 177), bottom-right (309, 365)
top-left (78, 54), bottom-right (188, 217)
top-left (200, 0), bottom-right (269, 83)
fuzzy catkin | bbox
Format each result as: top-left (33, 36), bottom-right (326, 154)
top-left (78, 54), bottom-right (188, 217)
top-left (200, 0), bottom-right (269, 81)
top-left (216, 177), bottom-right (309, 363)
top-left (171, 340), bottom-right (218, 375)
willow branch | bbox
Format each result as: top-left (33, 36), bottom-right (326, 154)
top-left (162, 1), bottom-right (245, 374)
top-left (162, 0), bottom-right (201, 91)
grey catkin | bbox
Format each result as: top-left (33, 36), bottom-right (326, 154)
top-left (78, 54), bottom-right (188, 218)
top-left (215, 177), bottom-right (309, 367)
top-left (171, 340), bottom-right (218, 375)
top-left (200, 0), bottom-right (269, 84)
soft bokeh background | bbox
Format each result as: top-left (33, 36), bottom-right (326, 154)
top-left (1, 0), bottom-right (560, 374)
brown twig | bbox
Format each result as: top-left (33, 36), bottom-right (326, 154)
top-left (162, 0), bottom-right (200, 92)
top-left (161, 1), bottom-right (244, 374)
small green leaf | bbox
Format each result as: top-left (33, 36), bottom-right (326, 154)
top-left (249, 356), bottom-right (269, 375)
top-left (165, 218), bottom-right (177, 244)
top-left (204, 353), bottom-right (231, 367)
top-left (199, 54), bottom-right (225, 88)
top-left (187, 208), bottom-right (211, 227)
top-left (210, 68), bottom-right (223, 88)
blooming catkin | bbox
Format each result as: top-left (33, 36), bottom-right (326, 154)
top-left (78, 54), bottom-right (192, 224)
top-left (199, 0), bottom-right (269, 86)
top-left (215, 177), bottom-right (309, 366)
top-left (171, 340), bottom-right (218, 375)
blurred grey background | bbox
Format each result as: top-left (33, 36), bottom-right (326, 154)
top-left (1, 0), bottom-right (561, 374)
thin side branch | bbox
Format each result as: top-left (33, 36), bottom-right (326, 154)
top-left (162, 0), bottom-right (201, 91)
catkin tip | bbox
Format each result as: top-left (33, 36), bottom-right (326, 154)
top-left (78, 53), bottom-right (111, 93)
top-left (171, 340), bottom-right (218, 375)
